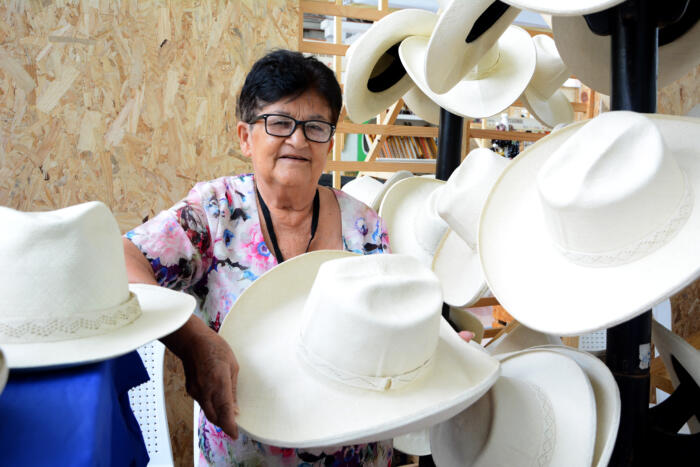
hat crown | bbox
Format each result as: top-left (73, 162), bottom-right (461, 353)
top-left (438, 148), bottom-right (509, 250)
top-left (0, 201), bottom-right (139, 343)
top-left (530, 34), bottom-right (569, 99)
top-left (299, 254), bottom-right (442, 391)
top-left (414, 183), bottom-right (448, 260)
top-left (537, 111), bottom-right (692, 265)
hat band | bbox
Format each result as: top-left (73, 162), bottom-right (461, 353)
top-left (297, 337), bottom-right (434, 392)
top-left (556, 174), bottom-right (694, 267)
top-left (0, 292), bottom-right (142, 344)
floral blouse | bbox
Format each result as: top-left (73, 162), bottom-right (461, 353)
top-left (126, 174), bottom-right (392, 466)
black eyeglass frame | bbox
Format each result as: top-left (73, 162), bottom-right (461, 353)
top-left (249, 113), bottom-right (336, 143)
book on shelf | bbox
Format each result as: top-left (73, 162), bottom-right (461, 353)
top-left (375, 135), bottom-right (437, 160)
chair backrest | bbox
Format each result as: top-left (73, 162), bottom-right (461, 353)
top-left (128, 340), bottom-right (174, 467)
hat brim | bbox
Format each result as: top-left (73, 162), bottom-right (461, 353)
top-left (218, 250), bottom-right (500, 448)
top-left (394, 429), bottom-right (431, 456)
top-left (552, 15), bottom-right (700, 96)
top-left (381, 178), bottom-right (487, 307)
top-left (3, 284), bottom-right (195, 369)
top-left (531, 345), bottom-right (621, 467)
top-left (430, 349), bottom-right (596, 466)
top-left (424, 1), bottom-right (520, 94)
top-left (521, 88), bottom-right (574, 129)
top-left (500, 0), bottom-right (624, 15)
top-left (479, 114), bottom-right (700, 335)
top-left (403, 86), bottom-right (441, 126)
top-left (0, 348), bottom-right (7, 395)
top-left (344, 9), bottom-right (437, 123)
top-left (401, 26), bottom-right (536, 119)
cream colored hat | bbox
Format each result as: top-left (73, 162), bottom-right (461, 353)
top-left (485, 321), bottom-right (562, 356)
top-left (479, 111), bottom-right (700, 336)
top-left (400, 25), bottom-right (536, 119)
top-left (218, 251), bottom-right (500, 447)
top-left (379, 177), bottom-right (488, 307)
top-left (534, 345), bottom-right (621, 467)
top-left (424, 0), bottom-right (521, 94)
top-left (430, 349), bottom-right (597, 467)
top-left (652, 319), bottom-right (700, 432)
top-left (344, 9), bottom-right (436, 123)
top-left (402, 86), bottom-right (441, 125)
top-left (0, 201), bottom-right (195, 369)
top-left (499, 0), bottom-right (624, 15)
top-left (520, 34), bottom-right (574, 129)
top-left (552, 13), bottom-right (700, 96)
top-left (340, 170), bottom-right (412, 211)
top-left (0, 348), bottom-right (8, 395)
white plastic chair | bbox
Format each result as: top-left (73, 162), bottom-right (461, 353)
top-left (128, 340), bottom-right (174, 467)
top-left (579, 329), bottom-right (607, 354)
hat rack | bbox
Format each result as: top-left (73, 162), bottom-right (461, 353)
top-left (298, 0), bottom-right (595, 188)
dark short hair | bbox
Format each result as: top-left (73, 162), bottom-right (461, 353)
top-left (236, 49), bottom-right (342, 125)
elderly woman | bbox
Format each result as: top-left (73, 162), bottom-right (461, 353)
top-left (123, 49), bottom-right (392, 466)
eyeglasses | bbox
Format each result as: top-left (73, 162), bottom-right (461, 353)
top-left (250, 114), bottom-right (336, 143)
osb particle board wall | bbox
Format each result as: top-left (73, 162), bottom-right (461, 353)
top-left (0, 1), bottom-right (298, 465)
top-left (0, 0), bottom-right (298, 233)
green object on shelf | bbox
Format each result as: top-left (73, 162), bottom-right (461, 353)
top-left (357, 133), bottom-right (368, 161)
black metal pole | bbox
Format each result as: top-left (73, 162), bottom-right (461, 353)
top-left (607, 1), bottom-right (658, 465)
top-left (435, 108), bottom-right (463, 182)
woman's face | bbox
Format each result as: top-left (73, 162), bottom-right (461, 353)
top-left (237, 90), bottom-right (334, 191)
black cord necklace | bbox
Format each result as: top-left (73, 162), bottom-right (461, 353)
top-left (256, 185), bottom-right (320, 264)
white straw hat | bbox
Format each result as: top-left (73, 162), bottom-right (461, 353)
top-left (379, 177), bottom-right (489, 307)
top-left (652, 319), bottom-right (700, 432)
top-left (499, 0), bottom-right (624, 15)
top-left (552, 13), bottom-right (700, 96)
top-left (533, 345), bottom-right (621, 467)
top-left (394, 429), bottom-right (431, 457)
top-left (430, 349), bottom-right (597, 467)
top-left (424, 0), bottom-right (521, 94)
top-left (400, 25), bottom-right (536, 119)
top-left (0, 201), bottom-right (195, 369)
top-left (479, 111), bottom-right (700, 336)
top-left (485, 321), bottom-right (562, 356)
top-left (0, 348), bottom-right (7, 395)
top-left (519, 34), bottom-right (574, 129)
top-left (402, 86), bottom-right (441, 125)
top-left (341, 170), bottom-right (413, 211)
top-left (218, 250), bottom-right (500, 447)
top-left (344, 9), bottom-right (436, 123)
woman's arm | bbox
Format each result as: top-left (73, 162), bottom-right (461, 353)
top-left (122, 238), bottom-right (241, 439)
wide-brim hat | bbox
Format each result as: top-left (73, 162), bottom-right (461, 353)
top-left (430, 349), bottom-right (597, 466)
top-left (341, 170), bottom-right (413, 211)
top-left (3, 284), bottom-right (195, 369)
top-left (400, 25), bottom-right (536, 119)
top-left (217, 250), bottom-right (500, 447)
top-left (519, 34), bottom-right (574, 129)
top-left (499, 0), bottom-right (624, 15)
top-left (379, 177), bottom-right (489, 307)
top-left (552, 13), bottom-right (700, 96)
top-left (484, 321), bottom-right (562, 356)
top-left (424, 0), bottom-right (521, 94)
top-left (344, 9), bottom-right (437, 123)
top-left (402, 86), bottom-right (441, 125)
top-left (0, 348), bottom-right (7, 395)
top-left (652, 319), bottom-right (700, 432)
top-left (479, 112), bottom-right (700, 336)
top-left (533, 345), bottom-right (621, 467)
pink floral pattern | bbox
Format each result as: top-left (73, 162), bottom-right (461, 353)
top-left (126, 174), bottom-right (392, 466)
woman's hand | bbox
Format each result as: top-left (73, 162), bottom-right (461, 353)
top-left (459, 330), bottom-right (475, 343)
top-left (162, 315), bottom-right (240, 439)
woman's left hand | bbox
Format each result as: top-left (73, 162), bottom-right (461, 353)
top-left (458, 330), bottom-right (474, 343)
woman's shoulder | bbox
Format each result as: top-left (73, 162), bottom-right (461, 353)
top-left (333, 187), bottom-right (380, 220)
top-left (333, 187), bottom-right (391, 254)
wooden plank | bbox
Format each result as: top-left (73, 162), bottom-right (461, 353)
top-left (338, 121), bottom-right (439, 137)
top-left (471, 297), bottom-right (499, 307)
top-left (573, 102), bottom-right (588, 113)
top-left (326, 160), bottom-right (436, 173)
top-left (366, 98), bottom-right (403, 162)
top-left (469, 128), bottom-right (546, 142)
top-left (300, 0), bottom-right (390, 21)
top-left (299, 39), bottom-right (349, 56)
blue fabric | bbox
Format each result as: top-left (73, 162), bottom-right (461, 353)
top-left (0, 351), bottom-right (150, 467)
